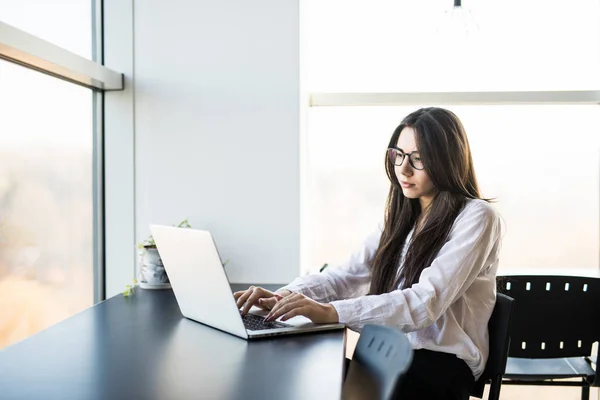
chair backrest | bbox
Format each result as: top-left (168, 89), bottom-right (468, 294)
top-left (498, 275), bottom-right (600, 360)
top-left (342, 324), bottom-right (413, 400)
top-left (471, 292), bottom-right (515, 398)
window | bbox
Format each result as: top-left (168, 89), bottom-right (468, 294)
top-left (303, 0), bottom-right (600, 276)
top-left (0, 0), bottom-right (121, 350)
top-left (306, 105), bottom-right (600, 271)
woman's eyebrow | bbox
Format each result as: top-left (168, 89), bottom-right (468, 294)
top-left (396, 146), bottom-right (419, 153)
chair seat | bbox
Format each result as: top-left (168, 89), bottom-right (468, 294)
top-left (504, 357), bottom-right (595, 381)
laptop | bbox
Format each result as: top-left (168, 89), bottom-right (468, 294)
top-left (150, 225), bottom-right (345, 339)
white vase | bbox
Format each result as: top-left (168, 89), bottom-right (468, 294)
top-left (142, 247), bottom-right (163, 266)
top-left (139, 247), bottom-right (170, 289)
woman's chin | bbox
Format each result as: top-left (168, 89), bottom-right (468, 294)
top-left (401, 188), bottom-right (419, 199)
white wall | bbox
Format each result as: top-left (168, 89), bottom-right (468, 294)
top-left (133, 0), bottom-right (301, 284)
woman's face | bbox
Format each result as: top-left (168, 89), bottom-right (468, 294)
top-left (394, 127), bottom-right (437, 208)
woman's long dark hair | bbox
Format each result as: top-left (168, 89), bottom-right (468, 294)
top-left (369, 107), bottom-right (486, 295)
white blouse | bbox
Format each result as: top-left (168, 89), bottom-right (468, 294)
top-left (280, 198), bottom-right (502, 379)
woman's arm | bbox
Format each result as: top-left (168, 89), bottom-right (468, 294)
top-left (235, 226), bottom-right (379, 314)
top-left (278, 224), bottom-right (382, 303)
top-left (329, 202), bottom-right (501, 331)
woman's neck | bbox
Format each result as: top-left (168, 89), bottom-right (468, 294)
top-left (416, 210), bottom-right (428, 233)
top-left (416, 200), bottom-right (433, 233)
top-left (419, 193), bottom-right (434, 210)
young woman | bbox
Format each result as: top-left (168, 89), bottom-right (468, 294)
top-left (234, 107), bottom-right (502, 400)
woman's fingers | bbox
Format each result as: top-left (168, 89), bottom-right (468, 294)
top-left (235, 286), bottom-right (261, 310)
top-left (235, 286), bottom-right (255, 310)
top-left (266, 296), bottom-right (304, 321)
top-left (235, 291), bottom-right (251, 310)
top-left (263, 294), bottom-right (338, 324)
top-left (265, 294), bottom-right (292, 319)
top-left (280, 306), bottom-right (309, 321)
top-left (235, 286), bottom-right (281, 315)
top-left (258, 297), bottom-right (278, 310)
top-left (233, 290), bottom-right (247, 300)
top-left (257, 293), bottom-right (285, 310)
top-left (234, 286), bottom-right (292, 314)
top-left (242, 289), bottom-right (270, 315)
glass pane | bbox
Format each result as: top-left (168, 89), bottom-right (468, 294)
top-left (304, 0), bottom-right (600, 92)
top-left (0, 0), bottom-right (93, 59)
top-left (305, 105), bottom-right (600, 274)
top-left (0, 60), bottom-right (93, 349)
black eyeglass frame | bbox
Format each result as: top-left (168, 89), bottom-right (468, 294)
top-left (387, 147), bottom-right (425, 170)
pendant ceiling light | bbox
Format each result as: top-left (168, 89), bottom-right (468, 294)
top-left (437, 0), bottom-right (480, 40)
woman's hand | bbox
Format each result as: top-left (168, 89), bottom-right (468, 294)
top-left (233, 286), bottom-right (292, 316)
top-left (265, 292), bottom-right (339, 324)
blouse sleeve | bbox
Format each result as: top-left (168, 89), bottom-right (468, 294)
top-left (278, 224), bottom-right (382, 303)
top-left (329, 201), bottom-right (501, 331)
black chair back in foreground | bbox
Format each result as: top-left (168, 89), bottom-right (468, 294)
top-left (342, 324), bottom-right (413, 400)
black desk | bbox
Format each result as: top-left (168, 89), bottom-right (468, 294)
top-left (0, 285), bottom-right (346, 399)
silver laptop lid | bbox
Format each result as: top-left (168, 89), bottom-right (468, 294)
top-left (150, 225), bottom-right (248, 339)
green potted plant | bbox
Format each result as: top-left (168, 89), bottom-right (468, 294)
top-left (137, 219), bottom-right (191, 290)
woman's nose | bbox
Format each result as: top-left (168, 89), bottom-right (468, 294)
top-left (399, 156), bottom-right (413, 176)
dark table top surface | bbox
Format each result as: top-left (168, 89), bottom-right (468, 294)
top-left (0, 284), bottom-right (346, 400)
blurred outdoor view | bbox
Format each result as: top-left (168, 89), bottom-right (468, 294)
top-left (0, 61), bottom-right (94, 350)
top-left (305, 106), bottom-right (600, 273)
top-left (0, 0), bottom-right (94, 350)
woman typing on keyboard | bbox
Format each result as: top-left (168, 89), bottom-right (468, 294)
top-left (234, 107), bottom-right (502, 400)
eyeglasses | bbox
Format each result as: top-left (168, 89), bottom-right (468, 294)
top-left (387, 147), bottom-right (424, 170)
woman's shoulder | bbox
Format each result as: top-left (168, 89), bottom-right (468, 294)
top-left (459, 198), bottom-right (502, 226)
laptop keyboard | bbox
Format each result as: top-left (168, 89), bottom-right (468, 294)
top-left (242, 313), bottom-right (292, 331)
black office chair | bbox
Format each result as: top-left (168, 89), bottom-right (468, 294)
top-left (342, 324), bottom-right (413, 400)
top-left (470, 292), bottom-right (515, 400)
top-left (498, 275), bottom-right (600, 400)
